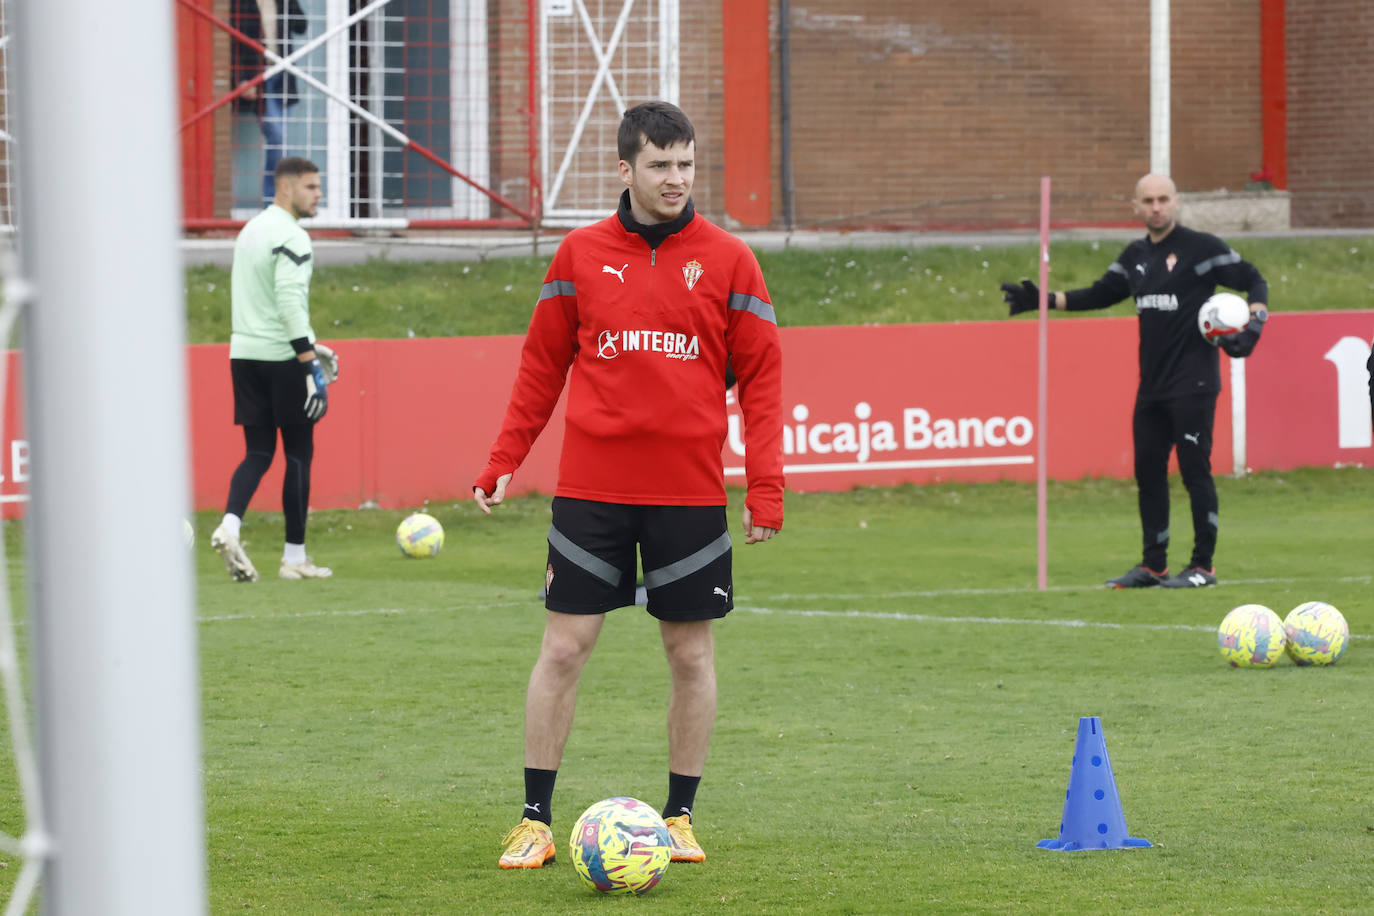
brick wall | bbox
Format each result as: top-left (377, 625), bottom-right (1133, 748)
top-left (679, 0), bottom-right (721, 219)
top-left (1286, 0), bottom-right (1374, 227)
top-left (212, 0), bottom-right (232, 219)
top-left (162, 2), bottom-right (1370, 229)
top-left (753, 0), bottom-right (1267, 230)
top-left (488, 0), bottom-right (534, 220)
top-left (1170, 0), bottom-right (1263, 194)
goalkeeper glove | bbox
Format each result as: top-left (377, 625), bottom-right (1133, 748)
top-left (303, 358), bottom-right (329, 421)
top-left (1218, 307), bottom-right (1268, 359)
top-left (314, 343), bottom-right (340, 383)
top-left (1001, 280), bottom-right (1042, 316)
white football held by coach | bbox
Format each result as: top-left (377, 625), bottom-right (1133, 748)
top-left (1197, 292), bottom-right (1252, 344)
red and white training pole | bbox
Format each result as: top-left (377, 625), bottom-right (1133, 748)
top-left (1037, 177), bottom-right (1051, 591)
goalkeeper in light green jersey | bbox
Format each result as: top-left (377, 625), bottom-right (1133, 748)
top-left (210, 157), bottom-right (338, 582)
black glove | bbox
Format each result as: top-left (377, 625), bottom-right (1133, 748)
top-left (303, 358), bottom-right (329, 420)
top-left (1001, 280), bottom-right (1041, 316)
top-left (1218, 309), bottom-right (1267, 359)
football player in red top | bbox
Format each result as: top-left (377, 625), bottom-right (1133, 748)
top-left (476, 101), bottom-right (784, 869)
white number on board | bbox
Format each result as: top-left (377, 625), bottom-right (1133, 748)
top-left (1323, 336), bottom-right (1373, 449)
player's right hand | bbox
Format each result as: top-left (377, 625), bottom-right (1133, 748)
top-left (474, 473), bottom-right (513, 514)
top-left (303, 358), bottom-right (329, 420)
top-left (1000, 280), bottom-right (1041, 316)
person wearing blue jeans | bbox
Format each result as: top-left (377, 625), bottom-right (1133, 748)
top-left (260, 71), bottom-right (287, 202)
top-left (231, 0), bottom-right (307, 206)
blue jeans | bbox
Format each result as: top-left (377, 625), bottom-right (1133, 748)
top-left (260, 72), bottom-right (286, 204)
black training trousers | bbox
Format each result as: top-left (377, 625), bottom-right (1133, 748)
top-left (1132, 392), bottom-right (1219, 572)
top-left (225, 423), bottom-right (315, 544)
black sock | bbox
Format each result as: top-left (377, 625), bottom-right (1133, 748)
top-left (662, 772), bottom-right (700, 821)
top-left (522, 767), bottom-right (557, 826)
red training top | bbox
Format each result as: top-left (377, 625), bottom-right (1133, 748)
top-left (474, 209), bottom-right (785, 530)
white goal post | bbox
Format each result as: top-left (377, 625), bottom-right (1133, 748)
top-left (12, 0), bottom-right (206, 913)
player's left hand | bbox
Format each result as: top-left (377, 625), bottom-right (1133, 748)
top-left (742, 507), bottom-right (778, 545)
top-left (1218, 306), bottom-right (1268, 358)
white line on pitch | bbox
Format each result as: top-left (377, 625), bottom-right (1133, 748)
top-left (761, 574), bottom-right (1373, 602)
top-left (199, 600), bottom-right (527, 623)
top-left (197, 588), bottom-right (1370, 643)
top-left (736, 605), bottom-right (1372, 640)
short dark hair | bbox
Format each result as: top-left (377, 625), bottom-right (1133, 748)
top-left (275, 156), bottom-right (320, 180)
top-left (617, 101), bottom-right (695, 163)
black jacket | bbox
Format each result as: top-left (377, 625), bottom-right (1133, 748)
top-left (230, 0), bottom-right (308, 112)
top-left (1064, 225), bottom-right (1268, 401)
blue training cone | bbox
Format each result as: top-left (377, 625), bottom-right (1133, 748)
top-left (1037, 716), bottom-right (1152, 851)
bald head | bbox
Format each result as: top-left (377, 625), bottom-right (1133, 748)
top-left (1132, 173), bottom-right (1179, 240)
top-left (1134, 173), bottom-right (1176, 199)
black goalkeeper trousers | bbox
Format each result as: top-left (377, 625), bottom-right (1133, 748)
top-left (1132, 392), bottom-right (1219, 572)
top-left (225, 423), bottom-right (316, 544)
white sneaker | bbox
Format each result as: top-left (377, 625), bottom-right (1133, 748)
top-left (279, 559), bottom-right (333, 580)
top-left (210, 523), bottom-right (258, 583)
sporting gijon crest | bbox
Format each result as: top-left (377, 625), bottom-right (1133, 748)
top-left (683, 258), bottom-right (703, 290)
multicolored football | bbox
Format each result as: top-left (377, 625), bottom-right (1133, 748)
top-left (569, 796), bottom-right (671, 895)
top-left (1217, 604), bottom-right (1287, 668)
top-left (395, 512), bottom-right (444, 558)
top-left (1283, 601), bottom-right (1349, 666)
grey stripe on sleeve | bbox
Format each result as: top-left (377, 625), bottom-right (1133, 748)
top-left (643, 531), bottom-right (732, 590)
top-left (272, 245), bottom-right (311, 265)
top-left (1108, 262), bottom-right (1128, 277)
top-left (548, 525), bottom-right (622, 587)
top-left (727, 291), bottom-right (777, 325)
top-left (1194, 251), bottom-right (1241, 276)
top-left (539, 279), bottom-right (577, 301)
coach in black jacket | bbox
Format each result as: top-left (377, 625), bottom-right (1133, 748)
top-left (1002, 173), bottom-right (1268, 590)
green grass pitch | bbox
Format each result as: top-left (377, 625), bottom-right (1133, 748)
top-left (4, 237), bottom-right (1371, 911)
top-left (149, 468), bottom-right (1371, 913)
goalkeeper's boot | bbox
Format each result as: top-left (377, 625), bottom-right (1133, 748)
top-left (499, 818), bottom-right (555, 869)
top-left (210, 524), bottom-right (258, 583)
top-left (279, 559), bottom-right (333, 580)
top-left (1161, 566), bottom-right (1217, 589)
top-left (664, 814), bottom-right (705, 863)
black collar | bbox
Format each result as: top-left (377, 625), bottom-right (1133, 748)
top-left (616, 190), bottom-right (695, 249)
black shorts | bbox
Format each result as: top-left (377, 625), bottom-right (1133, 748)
top-left (231, 358), bottom-right (310, 427)
top-left (545, 497), bottom-right (733, 621)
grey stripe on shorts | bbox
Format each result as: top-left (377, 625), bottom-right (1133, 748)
top-left (643, 531), bottom-right (732, 590)
top-left (547, 524), bottom-right (623, 587)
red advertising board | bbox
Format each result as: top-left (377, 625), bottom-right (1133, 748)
top-left (0, 354), bottom-right (28, 517)
top-left (1242, 311), bottom-right (1374, 470)
top-left (2, 312), bottom-right (1369, 517)
top-left (724, 318), bottom-right (1232, 490)
top-left (185, 337), bottom-right (568, 513)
